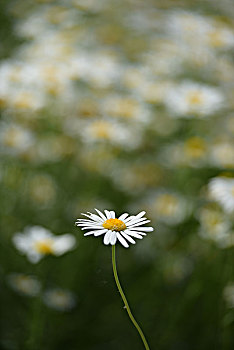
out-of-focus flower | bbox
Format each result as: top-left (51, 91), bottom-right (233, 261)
top-left (164, 81), bottom-right (224, 117)
top-left (12, 226), bottom-right (76, 263)
top-left (76, 209), bottom-right (153, 248)
top-left (7, 273), bottom-right (41, 297)
top-left (161, 253), bottom-right (194, 283)
top-left (209, 140), bottom-right (234, 169)
top-left (28, 174), bottom-right (56, 206)
top-left (223, 284), bottom-right (234, 308)
top-left (43, 288), bottom-right (76, 311)
top-left (0, 122), bottom-right (34, 155)
top-left (77, 119), bottom-right (142, 149)
top-left (166, 11), bottom-right (234, 50)
top-left (102, 95), bottom-right (151, 124)
top-left (208, 177), bottom-right (234, 213)
top-left (144, 191), bottom-right (189, 225)
top-left (159, 137), bottom-right (208, 168)
top-left (110, 160), bottom-right (163, 193)
top-left (197, 206), bottom-right (232, 246)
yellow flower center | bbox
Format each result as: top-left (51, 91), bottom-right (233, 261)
top-left (184, 137), bottom-right (206, 158)
top-left (34, 239), bottom-right (54, 254)
top-left (187, 91), bottom-right (203, 106)
top-left (102, 218), bottom-right (126, 231)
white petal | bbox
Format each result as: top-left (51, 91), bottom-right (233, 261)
top-left (125, 230), bottom-right (147, 236)
top-left (126, 217), bottom-right (147, 225)
top-left (53, 235), bottom-right (76, 255)
top-left (135, 211), bottom-right (146, 218)
top-left (77, 223), bottom-right (102, 227)
top-left (94, 229), bottom-right (108, 236)
top-left (81, 213), bottom-right (93, 219)
top-left (110, 211), bottom-right (116, 219)
top-left (121, 232), bottom-right (136, 244)
top-left (124, 216), bottom-right (135, 223)
top-left (128, 227), bottom-right (154, 232)
top-left (76, 219), bottom-right (96, 223)
top-left (87, 214), bottom-right (103, 222)
top-left (94, 208), bottom-right (107, 220)
top-left (104, 230), bottom-right (112, 245)
top-left (27, 252), bottom-right (42, 263)
top-left (110, 231), bottom-right (117, 245)
top-left (123, 230), bottom-right (143, 239)
top-left (127, 220), bottom-right (151, 228)
top-left (118, 213), bottom-right (129, 221)
top-left (116, 232), bottom-right (129, 248)
top-left (104, 210), bottom-right (112, 219)
top-left (81, 225), bottom-right (103, 230)
top-left (84, 230), bottom-right (99, 236)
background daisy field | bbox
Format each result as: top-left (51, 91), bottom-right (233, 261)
top-left (0, 0), bottom-right (234, 349)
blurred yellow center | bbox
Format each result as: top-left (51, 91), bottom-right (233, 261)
top-left (187, 92), bottom-right (203, 105)
top-left (34, 239), bottom-right (54, 254)
top-left (103, 218), bottom-right (126, 231)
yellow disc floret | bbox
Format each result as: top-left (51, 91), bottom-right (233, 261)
top-left (103, 218), bottom-right (126, 231)
top-left (34, 239), bottom-right (54, 254)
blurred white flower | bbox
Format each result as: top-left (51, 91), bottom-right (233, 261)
top-left (208, 177), bottom-right (234, 213)
top-left (76, 209), bottom-right (153, 248)
top-left (159, 137), bottom-right (208, 168)
top-left (197, 206), bottom-right (232, 246)
top-left (76, 119), bottom-right (142, 150)
top-left (12, 226), bottom-right (76, 263)
top-left (7, 273), bottom-right (41, 297)
top-left (0, 122), bottom-right (34, 155)
top-left (43, 288), bottom-right (76, 311)
top-left (144, 191), bottom-right (189, 225)
top-left (209, 140), bottom-right (234, 169)
top-left (102, 95), bottom-right (151, 124)
top-left (164, 81), bottom-right (224, 117)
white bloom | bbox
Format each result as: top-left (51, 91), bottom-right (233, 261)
top-left (208, 177), bottom-right (234, 213)
top-left (0, 122), bottom-right (34, 155)
top-left (7, 273), bottom-right (41, 297)
top-left (144, 191), bottom-right (189, 225)
top-left (75, 209), bottom-right (154, 248)
top-left (197, 207), bottom-right (232, 246)
top-left (72, 119), bottom-right (142, 150)
top-left (209, 141), bottom-right (234, 169)
top-left (43, 288), bottom-right (76, 311)
top-left (164, 81), bottom-right (224, 117)
top-left (12, 226), bottom-right (76, 263)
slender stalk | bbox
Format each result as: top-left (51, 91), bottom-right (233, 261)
top-left (111, 244), bottom-right (150, 350)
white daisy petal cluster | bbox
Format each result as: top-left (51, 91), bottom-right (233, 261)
top-left (75, 209), bottom-right (153, 248)
top-left (208, 177), bottom-right (234, 214)
top-left (12, 226), bottom-right (76, 263)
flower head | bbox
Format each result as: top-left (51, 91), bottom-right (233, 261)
top-left (7, 273), bottom-right (41, 297)
top-left (43, 288), bottom-right (76, 312)
top-left (208, 177), bottom-right (234, 214)
top-left (75, 209), bottom-right (153, 248)
top-left (12, 226), bottom-right (76, 263)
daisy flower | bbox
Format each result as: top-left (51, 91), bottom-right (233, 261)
top-left (12, 226), bottom-right (76, 263)
top-left (43, 288), bottom-right (76, 312)
top-left (208, 177), bottom-right (234, 214)
top-left (7, 273), bottom-right (41, 297)
top-left (75, 209), bottom-right (153, 248)
top-left (164, 81), bottom-right (224, 117)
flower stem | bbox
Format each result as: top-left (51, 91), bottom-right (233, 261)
top-left (111, 244), bottom-right (150, 350)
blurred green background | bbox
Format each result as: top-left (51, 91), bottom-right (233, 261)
top-left (0, 0), bottom-right (234, 349)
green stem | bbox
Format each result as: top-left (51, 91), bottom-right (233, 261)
top-left (111, 245), bottom-right (150, 350)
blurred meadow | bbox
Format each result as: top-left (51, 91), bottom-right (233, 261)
top-left (0, 0), bottom-right (234, 349)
